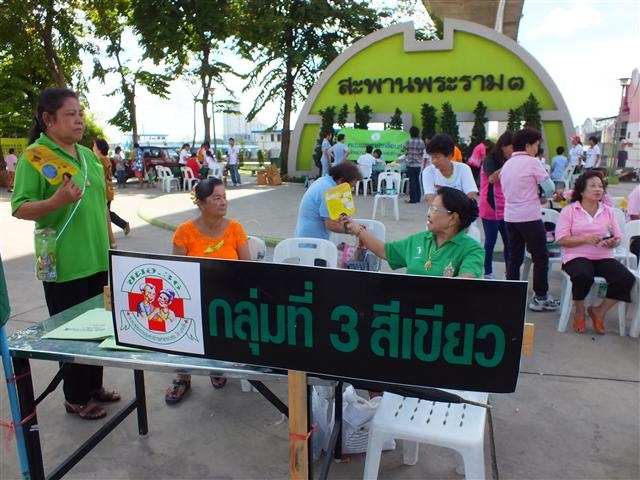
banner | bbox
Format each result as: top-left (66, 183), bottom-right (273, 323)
top-left (338, 128), bottom-right (410, 161)
top-left (110, 251), bottom-right (528, 393)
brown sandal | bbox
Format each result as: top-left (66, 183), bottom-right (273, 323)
top-left (64, 401), bottom-right (107, 420)
top-left (210, 377), bottom-right (227, 389)
top-left (165, 379), bottom-right (191, 405)
top-left (91, 388), bottom-right (121, 402)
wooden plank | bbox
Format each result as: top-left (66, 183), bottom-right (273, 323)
top-left (103, 285), bottom-right (111, 311)
top-left (288, 370), bottom-right (309, 479)
top-left (522, 322), bottom-right (535, 356)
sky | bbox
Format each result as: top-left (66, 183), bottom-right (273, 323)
top-left (84, 0), bottom-right (640, 144)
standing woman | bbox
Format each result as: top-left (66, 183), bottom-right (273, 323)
top-left (568, 135), bottom-right (583, 170)
top-left (11, 88), bottom-right (119, 419)
top-left (479, 131), bottom-right (512, 279)
top-left (164, 177), bottom-right (251, 404)
top-left (93, 138), bottom-right (130, 239)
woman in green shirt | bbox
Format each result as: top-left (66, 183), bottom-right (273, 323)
top-left (345, 187), bottom-right (484, 278)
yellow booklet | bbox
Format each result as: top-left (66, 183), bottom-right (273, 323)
top-left (323, 182), bottom-right (355, 220)
top-left (24, 144), bottom-right (79, 185)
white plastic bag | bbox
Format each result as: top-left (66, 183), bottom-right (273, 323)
top-left (341, 385), bottom-right (395, 454)
top-left (310, 386), bottom-right (335, 461)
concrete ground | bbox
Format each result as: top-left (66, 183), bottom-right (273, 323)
top-left (0, 173), bottom-right (638, 479)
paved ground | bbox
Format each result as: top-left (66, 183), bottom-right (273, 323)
top-left (1, 172), bottom-right (638, 479)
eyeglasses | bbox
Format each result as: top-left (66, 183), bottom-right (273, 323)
top-left (428, 205), bottom-right (452, 215)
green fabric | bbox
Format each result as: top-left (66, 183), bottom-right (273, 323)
top-left (11, 134), bottom-right (109, 283)
top-left (385, 229), bottom-right (484, 278)
top-left (0, 257), bottom-right (9, 327)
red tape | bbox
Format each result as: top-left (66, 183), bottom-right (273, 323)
top-left (5, 371), bottom-right (31, 383)
top-left (0, 410), bottom-right (36, 444)
top-left (289, 423), bottom-right (316, 441)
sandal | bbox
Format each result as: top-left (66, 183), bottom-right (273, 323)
top-left (210, 377), bottom-right (227, 389)
top-left (572, 316), bottom-right (586, 333)
top-left (165, 379), bottom-right (191, 405)
top-left (64, 401), bottom-right (107, 420)
top-left (91, 388), bottom-right (121, 403)
top-left (587, 306), bottom-right (606, 335)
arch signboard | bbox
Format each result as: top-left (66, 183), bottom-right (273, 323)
top-left (289, 20), bottom-right (573, 176)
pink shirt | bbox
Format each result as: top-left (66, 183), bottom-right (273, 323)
top-left (627, 185), bottom-right (640, 218)
top-left (500, 151), bottom-right (549, 222)
top-left (555, 202), bottom-right (621, 264)
top-left (479, 165), bottom-right (505, 220)
top-left (5, 153), bottom-right (18, 172)
top-left (467, 143), bottom-right (486, 168)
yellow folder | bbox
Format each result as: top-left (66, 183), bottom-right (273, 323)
top-left (24, 145), bottom-right (79, 185)
top-left (323, 182), bottom-right (355, 220)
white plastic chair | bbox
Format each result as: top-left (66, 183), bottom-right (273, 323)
top-left (372, 172), bottom-right (401, 221)
top-left (208, 162), bottom-right (225, 179)
top-left (180, 166), bottom-right (199, 191)
top-left (330, 218), bottom-right (386, 247)
top-left (557, 271), bottom-right (627, 336)
top-left (156, 166), bottom-right (180, 193)
top-left (522, 208), bottom-right (561, 279)
top-left (247, 235), bottom-right (267, 261)
top-left (467, 223), bottom-right (481, 242)
top-left (355, 164), bottom-right (373, 197)
top-left (363, 390), bottom-right (490, 480)
top-left (272, 237), bottom-right (337, 268)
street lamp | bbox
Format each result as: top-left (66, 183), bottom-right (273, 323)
top-left (612, 77), bottom-right (631, 172)
top-left (206, 87), bottom-right (218, 157)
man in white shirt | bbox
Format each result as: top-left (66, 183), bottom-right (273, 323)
top-left (179, 143), bottom-right (190, 165)
top-left (421, 134), bottom-right (478, 204)
top-left (356, 145), bottom-right (375, 194)
top-left (583, 136), bottom-right (601, 169)
top-left (226, 137), bottom-right (241, 186)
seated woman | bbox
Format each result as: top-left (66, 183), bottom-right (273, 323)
top-left (165, 177), bottom-right (251, 404)
top-left (345, 186), bottom-right (484, 278)
top-left (555, 170), bottom-right (634, 334)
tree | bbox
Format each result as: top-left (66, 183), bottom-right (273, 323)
top-left (312, 106), bottom-right (336, 171)
top-left (507, 107), bottom-right (523, 132)
top-left (132, 0), bottom-right (238, 145)
top-left (470, 101), bottom-right (488, 148)
top-left (420, 103), bottom-right (437, 139)
top-left (387, 108), bottom-right (403, 130)
top-left (440, 102), bottom-right (459, 144)
top-left (337, 104), bottom-right (349, 128)
top-left (522, 93), bottom-right (542, 131)
top-left (354, 103), bottom-right (372, 130)
top-left (0, 0), bottom-right (87, 137)
top-left (236, 0), bottom-right (385, 174)
top-left (86, 0), bottom-right (171, 145)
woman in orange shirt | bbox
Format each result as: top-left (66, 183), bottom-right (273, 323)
top-left (165, 177), bottom-right (250, 404)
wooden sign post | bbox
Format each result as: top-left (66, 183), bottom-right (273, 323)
top-left (288, 371), bottom-right (309, 479)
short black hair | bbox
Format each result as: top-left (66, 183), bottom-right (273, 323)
top-left (194, 176), bottom-right (224, 201)
top-left (438, 186), bottom-right (479, 231)
top-left (409, 126), bottom-right (420, 138)
top-left (588, 136), bottom-right (598, 144)
top-left (373, 148), bottom-right (382, 156)
top-left (556, 146), bottom-right (565, 155)
top-left (365, 145), bottom-right (373, 153)
top-left (426, 134), bottom-right (455, 157)
top-left (337, 133), bottom-right (345, 142)
top-left (94, 138), bottom-right (109, 156)
top-left (330, 161), bottom-right (362, 183)
top-left (571, 170), bottom-right (606, 203)
top-left (512, 128), bottom-right (542, 151)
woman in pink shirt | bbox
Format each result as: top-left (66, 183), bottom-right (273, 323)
top-left (555, 170), bottom-right (634, 334)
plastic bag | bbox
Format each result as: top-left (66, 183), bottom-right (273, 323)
top-left (342, 385), bottom-right (395, 454)
top-left (310, 386), bottom-right (335, 461)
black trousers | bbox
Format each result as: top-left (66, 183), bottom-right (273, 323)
top-left (108, 201), bottom-right (128, 230)
top-left (506, 220), bottom-right (549, 297)
top-left (562, 257), bottom-right (634, 302)
top-left (43, 271), bottom-right (108, 403)
top-left (405, 166), bottom-right (422, 203)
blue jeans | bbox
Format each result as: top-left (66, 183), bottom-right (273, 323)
top-left (481, 218), bottom-right (509, 275)
top-left (229, 164), bottom-right (241, 185)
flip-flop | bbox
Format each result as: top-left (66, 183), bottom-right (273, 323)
top-left (572, 317), bottom-right (586, 333)
top-left (165, 379), bottom-right (191, 405)
top-left (64, 401), bottom-right (107, 420)
top-left (587, 306), bottom-right (606, 335)
top-left (91, 388), bottom-right (121, 403)
top-left (210, 377), bottom-right (227, 389)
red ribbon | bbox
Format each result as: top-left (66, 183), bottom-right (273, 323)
top-left (288, 422), bottom-right (316, 441)
top-left (0, 410), bottom-right (36, 444)
top-left (5, 371), bottom-right (31, 383)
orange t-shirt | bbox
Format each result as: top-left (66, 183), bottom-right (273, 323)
top-left (172, 219), bottom-right (248, 259)
top-left (452, 145), bottom-right (463, 162)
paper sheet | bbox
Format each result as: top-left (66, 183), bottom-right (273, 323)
top-left (98, 336), bottom-right (145, 352)
top-left (42, 308), bottom-right (114, 340)
top-left (323, 182), bottom-right (355, 220)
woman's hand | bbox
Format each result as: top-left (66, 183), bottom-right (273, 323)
top-left (51, 175), bottom-right (82, 208)
top-left (582, 234), bottom-right (602, 246)
top-left (344, 219), bottom-right (363, 236)
top-left (598, 236), bottom-right (619, 249)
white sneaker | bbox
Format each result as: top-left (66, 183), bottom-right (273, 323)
top-left (528, 293), bottom-right (560, 311)
top-left (483, 273), bottom-right (495, 279)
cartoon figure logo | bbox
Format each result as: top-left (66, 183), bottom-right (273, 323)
top-left (118, 264), bottom-right (198, 347)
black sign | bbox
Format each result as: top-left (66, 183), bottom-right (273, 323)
top-left (110, 251), bottom-right (528, 393)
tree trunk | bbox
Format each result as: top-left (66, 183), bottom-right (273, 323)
top-left (130, 84), bottom-right (138, 145)
top-left (280, 54), bottom-right (295, 176)
top-left (41, 0), bottom-right (66, 87)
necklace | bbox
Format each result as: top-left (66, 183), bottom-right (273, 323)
top-left (424, 240), bottom-right (439, 270)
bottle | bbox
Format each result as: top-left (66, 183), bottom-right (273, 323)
top-left (34, 228), bottom-right (57, 281)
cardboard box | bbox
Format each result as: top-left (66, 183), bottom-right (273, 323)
top-left (256, 171), bottom-right (267, 185)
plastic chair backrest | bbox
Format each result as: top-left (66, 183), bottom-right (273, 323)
top-left (376, 171), bottom-right (401, 195)
top-left (358, 163), bottom-right (372, 179)
top-left (622, 220), bottom-right (640, 268)
top-left (273, 237), bottom-right (337, 268)
top-left (181, 166), bottom-right (195, 179)
top-left (247, 235), bottom-right (267, 261)
top-left (466, 223), bottom-right (481, 242)
top-left (612, 207), bottom-right (626, 233)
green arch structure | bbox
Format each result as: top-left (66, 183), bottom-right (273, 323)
top-left (289, 19), bottom-right (573, 176)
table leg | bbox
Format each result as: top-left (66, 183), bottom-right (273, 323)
top-left (12, 357), bottom-right (45, 480)
top-left (133, 370), bottom-right (148, 435)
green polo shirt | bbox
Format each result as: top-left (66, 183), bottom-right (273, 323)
top-left (385, 229), bottom-right (484, 278)
top-left (11, 134), bottom-right (109, 283)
